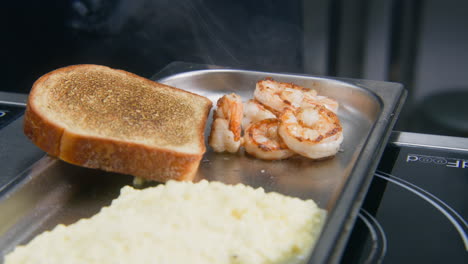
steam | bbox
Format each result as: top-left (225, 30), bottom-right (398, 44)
top-left (69, 0), bottom-right (303, 74)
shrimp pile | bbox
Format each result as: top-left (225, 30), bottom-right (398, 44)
top-left (208, 78), bottom-right (343, 160)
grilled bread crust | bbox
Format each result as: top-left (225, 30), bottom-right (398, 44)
top-left (24, 64), bottom-right (212, 182)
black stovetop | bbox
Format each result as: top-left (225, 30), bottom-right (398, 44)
top-left (342, 134), bottom-right (468, 263)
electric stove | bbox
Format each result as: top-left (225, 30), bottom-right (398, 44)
top-left (342, 132), bottom-right (468, 263)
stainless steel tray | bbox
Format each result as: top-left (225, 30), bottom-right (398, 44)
top-left (0, 62), bottom-right (406, 263)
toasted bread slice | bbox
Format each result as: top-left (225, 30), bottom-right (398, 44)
top-left (24, 64), bottom-right (212, 182)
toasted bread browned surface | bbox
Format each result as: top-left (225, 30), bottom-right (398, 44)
top-left (24, 64), bottom-right (212, 182)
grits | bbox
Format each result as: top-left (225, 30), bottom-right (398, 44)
top-left (4, 180), bottom-right (326, 264)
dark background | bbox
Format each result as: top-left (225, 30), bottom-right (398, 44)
top-left (3, 0), bottom-right (468, 137)
top-left (3, 0), bottom-right (304, 92)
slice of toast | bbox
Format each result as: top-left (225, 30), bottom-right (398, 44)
top-left (24, 64), bottom-right (212, 182)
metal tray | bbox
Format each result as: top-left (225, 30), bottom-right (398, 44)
top-left (0, 62), bottom-right (406, 263)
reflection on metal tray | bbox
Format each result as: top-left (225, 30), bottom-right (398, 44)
top-left (0, 62), bottom-right (406, 264)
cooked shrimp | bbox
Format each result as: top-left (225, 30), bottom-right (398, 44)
top-left (254, 78), bottom-right (313, 114)
top-left (301, 94), bottom-right (339, 113)
top-left (209, 93), bottom-right (243, 153)
top-left (244, 118), bottom-right (295, 160)
top-left (254, 78), bottom-right (339, 114)
top-left (278, 106), bottom-right (343, 159)
top-left (241, 99), bottom-right (276, 129)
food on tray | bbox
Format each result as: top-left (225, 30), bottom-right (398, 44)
top-left (208, 93), bottom-right (243, 153)
top-left (278, 106), bottom-right (343, 159)
top-left (244, 118), bottom-right (295, 160)
top-left (254, 78), bottom-right (311, 115)
top-left (303, 94), bottom-right (339, 114)
top-left (209, 78), bottom-right (343, 160)
top-left (4, 180), bottom-right (327, 264)
top-left (241, 99), bottom-right (276, 129)
top-left (23, 64), bottom-right (212, 182)
top-left (254, 78), bottom-right (339, 114)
